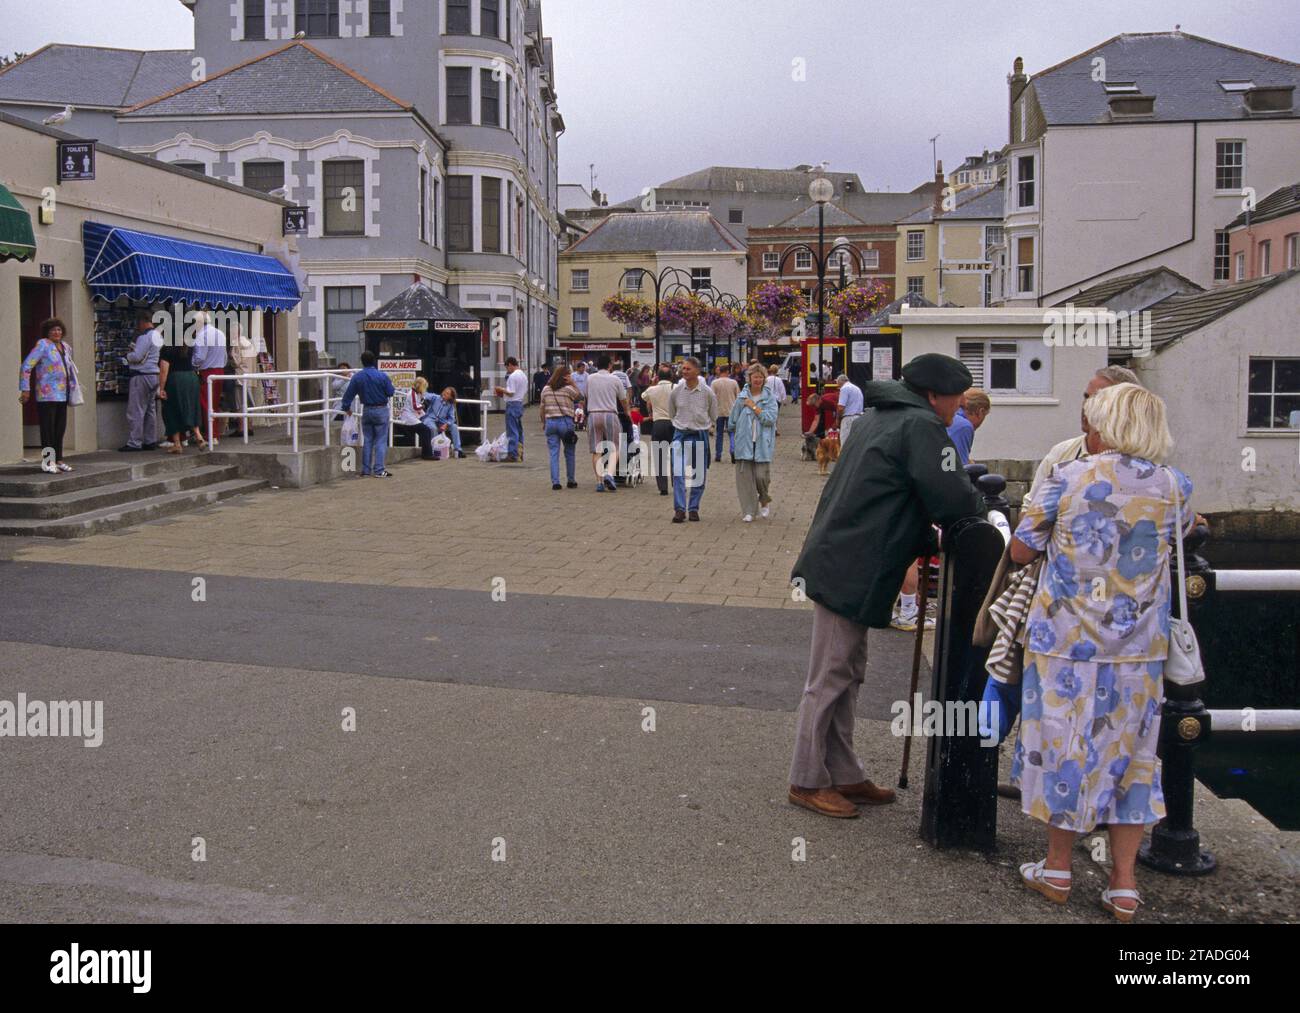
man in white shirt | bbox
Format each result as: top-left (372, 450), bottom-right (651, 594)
top-left (667, 357), bottom-right (718, 523)
top-left (612, 359), bottom-right (632, 392)
top-left (835, 374), bottom-right (865, 446)
top-left (572, 360), bottom-right (589, 400)
top-left (191, 311), bottom-right (229, 439)
top-left (493, 357), bottom-right (530, 462)
top-left (585, 353), bottom-right (628, 492)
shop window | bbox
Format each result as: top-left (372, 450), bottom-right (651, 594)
top-left (323, 159), bottom-right (365, 236)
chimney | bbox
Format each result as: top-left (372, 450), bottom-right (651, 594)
top-left (1008, 56), bottom-right (1029, 142)
top-left (933, 160), bottom-right (945, 216)
top-left (591, 187), bottom-right (603, 206)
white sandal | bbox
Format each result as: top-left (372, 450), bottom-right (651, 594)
top-left (1100, 887), bottom-right (1142, 923)
top-left (1019, 859), bottom-right (1072, 905)
top-left (56, 462), bottom-right (72, 472)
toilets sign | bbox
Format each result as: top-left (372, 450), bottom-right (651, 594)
top-left (56, 140), bottom-right (96, 183)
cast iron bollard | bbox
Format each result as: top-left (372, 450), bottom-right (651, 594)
top-left (920, 514), bottom-right (1005, 852)
top-left (1138, 524), bottom-right (1217, 876)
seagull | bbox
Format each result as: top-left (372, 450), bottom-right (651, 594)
top-left (43, 104), bottom-right (73, 126)
top-left (294, 30), bottom-right (306, 39)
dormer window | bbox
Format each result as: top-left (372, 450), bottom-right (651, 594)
top-left (1245, 86), bottom-right (1295, 114)
top-left (1102, 81), bottom-right (1139, 94)
top-left (1218, 80), bottom-right (1256, 93)
top-left (1108, 94), bottom-right (1156, 117)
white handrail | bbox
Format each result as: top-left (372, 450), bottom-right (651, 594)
top-left (1215, 570), bottom-right (1300, 593)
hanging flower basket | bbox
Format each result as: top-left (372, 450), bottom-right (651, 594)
top-left (828, 280), bottom-right (889, 324)
top-left (697, 305), bottom-right (740, 340)
top-left (602, 294), bottom-right (655, 330)
top-left (659, 291), bottom-right (708, 332)
top-left (746, 282), bottom-right (806, 326)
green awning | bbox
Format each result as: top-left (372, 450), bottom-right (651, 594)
top-left (0, 183), bottom-right (36, 263)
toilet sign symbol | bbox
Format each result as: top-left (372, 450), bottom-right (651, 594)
top-left (56, 140), bottom-right (96, 183)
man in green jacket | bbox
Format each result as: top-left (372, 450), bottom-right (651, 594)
top-left (788, 353), bottom-right (986, 818)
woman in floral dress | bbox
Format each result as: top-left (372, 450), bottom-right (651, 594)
top-left (1009, 383), bottom-right (1195, 921)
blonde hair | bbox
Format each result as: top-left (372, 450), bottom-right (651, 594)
top-left (1084, 383), bottom-right (1173, 462)
top-left (413, 377), bottom-right (429, 395)
top-left (964, 388), bottom-right (991, 416)
top-left (749, 364), bottom-right (768, 383)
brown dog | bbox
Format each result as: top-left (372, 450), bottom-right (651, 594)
top-left (816, 430), bottom-right (841, 475)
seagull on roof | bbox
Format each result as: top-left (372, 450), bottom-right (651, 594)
top-left (294, 30), bottom-right (307, 39)
top-left (43, 104), bottom-right (73, 126)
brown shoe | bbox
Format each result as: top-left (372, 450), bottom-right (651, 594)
top-left (834, 780), bottom-right (897, 805)
top-left (788, 785), bottom-right (860, 819)
top-left (672, 510), bottom-right (686, 524)
top-left (688, 510), bottom-right (700, 522)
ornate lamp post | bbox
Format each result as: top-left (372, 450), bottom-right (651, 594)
top-left (618, 266), bottom-right (691, 365)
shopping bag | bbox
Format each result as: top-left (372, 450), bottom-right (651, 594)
top-left (340, 414), bottom-right (362, 447)
top-left (432, 434), bottom-right (452, 460)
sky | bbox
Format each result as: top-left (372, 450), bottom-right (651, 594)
top-left (2, 0), bottom-right (1298, 202)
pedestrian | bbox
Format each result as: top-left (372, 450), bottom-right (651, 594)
top-left (668, 356), bottom-right (718, 523)
top-left (835, 372), bottom-right (864, 446)
top-left (338, 350), bottom-right (396, 477)
top-left (493, 357), bottom-right (529, 463)
top-left (765, 364), bottom-right (788, 404)
top-left (586, 353), bottom-right (627, 493)
top-left (731, 364), bottom-right (778, 522)
top-left (423, 385), bottom-right (466, 458)
top-left (1010, 383), bottom-right (1195, 922)
top-left (18, 317), bottom-right (81, 473)
top-left (788, 353), bottom-right (986, 818)
top-left (641, 365), bottom-right (676, 497)
top-left (572, 359), bottom-right (589, 402)
top-left (710, 364), bottom-right (739, 463)
top-left (807, 387), bottom-right (839, 438)
top-left (191, 310), bottom-right (228, 441)
top-left (541, 364), bottom-right (583, 490)
top-left (395, 379), bottom-right (436, 460)
top-left (118, 313), bottom-right (161, 452)
top-left (157, 335), bottom-right (207, 455)
top-left (532, 364), bottom-right (550, 404)
top-left (946, 388), bottom-right (991, 467)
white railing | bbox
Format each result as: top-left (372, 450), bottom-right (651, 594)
top-left (205, 370), bottom-right (491, 453)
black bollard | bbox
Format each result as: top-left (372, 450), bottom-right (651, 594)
top-left (1139, 524), bottom-right (1217, 876)
top-left (920, 515), bottom-right (1005, 852)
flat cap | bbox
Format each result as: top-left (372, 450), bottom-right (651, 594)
top-left (902, 353), bottom-right (972, 396)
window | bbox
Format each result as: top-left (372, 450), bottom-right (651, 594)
top-left (958, 339), bottom-right (1052, 395)
top-left (1016, 155), bottom-right (1036, 208)
top-left (419, 167), bottom-right (428, 243)
top-left (861, 250), bottom-right (880, 270)
top-left (1016, 235), bottom-right (1035, 293)
top-left (906, 231), bottom-right (925, 261)
top-left (1260, 240), bottom-right (1272, 276)
top-left (907, 276), bottom-right (925, 298)
top-left (447, 0), bottom-right (471, 33)
top-left (244, 0), bottom-right (266, 39)
top-left (624, 272), bottom-right (643, 292)
top-left (691, 268), bottom-right (711, 290)
top-left (370, 0), bottom-right (391, 37)
top-left (447, 175), bottom-right (473, 251)
top-left (1288, 234), bottom-right (1299, 270)
top-left (572, 308), bottom-right (590, 334)
top-left (481, 69), bottom-right (500, 127)
top-left (1235, 251), bottom-right (1246, 281)
top-left (295, 0), bottom-right (339, 37)
top-left (762, 252), bottom-right (779, 272)
top-left (241, 160), bottom-right (284, 194)
top-left (1216, 141), bottom-right (1244, 191)
top-left (1247, 358), bottom-right (1300, 430)
top-left (795, 251), bottom-right (812, 271)
top-left (481, 0), bottom-right (499, 38)
top-left (728, 208), bottom-right (744, 225)
top-left (1214, 230), bottom-right (1231, 281)
top-left (432, 178), bottom-right (440, 247)
top-left (984, 225), bottom-right (1003, 258)
top-left (325, 287), bottom-right (366, 366)
top-left (172, 161), bottom-right (206, 176)
top-left (571, 269), bottom-right (589, 292)
top-left (983, 272), bottom-right (992, 307)
top-left (323, 159), bottom-right (365, 235)
top-left (446, 67), bottom-right (472, 124)
top-left (481, 176), bottom-right (501, 253)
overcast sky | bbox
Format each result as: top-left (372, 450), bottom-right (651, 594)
top-left (3, 0), bottom-right (1297, 201)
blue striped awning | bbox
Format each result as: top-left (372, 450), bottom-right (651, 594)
top-left (82, 221), bottom-right (301, 311)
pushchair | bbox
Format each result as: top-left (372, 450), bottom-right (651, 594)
top-left (618, 405), bottom-right (643, 487)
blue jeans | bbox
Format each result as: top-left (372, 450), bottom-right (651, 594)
top-left (505, 401), bottom-right (524, 458)
top-left (671, 429), bottom-right (710, 512)
top-left (545, 417), bottom-right (577, 485)
top-left (423, 419), bottom-right (462, 452)
top-left (361, 405), bottom-right (390, 476)
top-left (714, 416), bottom-right (733, 461)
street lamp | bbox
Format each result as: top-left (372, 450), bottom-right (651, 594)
top-left (618, 265), bottom-right (692, 364)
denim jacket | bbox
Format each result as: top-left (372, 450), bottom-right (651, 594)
top-left (728, 386), bottom-right (779, 463)
top-left (425, 394), bottom-right (458, 428)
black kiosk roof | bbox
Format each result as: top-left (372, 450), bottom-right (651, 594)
top-left (361, 282), bottom-right (480, 332)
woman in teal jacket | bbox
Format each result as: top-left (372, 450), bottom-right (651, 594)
top-left (729, 364), bottom-right (779, 521)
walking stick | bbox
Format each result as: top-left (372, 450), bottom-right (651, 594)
top-left (898, 556), bottom-right (932, 790)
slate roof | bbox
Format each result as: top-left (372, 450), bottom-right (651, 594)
top-left (655, 166), bottom-right (866, 196)
top-left (859, 294), bottom-right (938, 330)
top-left (1120, 271), bottom-right (1298, 356)
top-left (565, 212), bottom-right (744, 254)
top-left (1062, 267), bottom-right (1201, 307)
top-left (364, 283), bottom-right (477, 324)
top-left (897, 183), bottom-right (1003, 224)
top-left (842, 192), bottom-right (932, 224)
top-left (123, 42), bottom-right (410, 117)
top-left (0, 45), bottom-right (192, 109)
top-left (774, 203), bottom-right (869, 229)
top-left (1029, 32), bottom-right (1300, 125)
top-left (1226, 182), bottom-right (1300, 229)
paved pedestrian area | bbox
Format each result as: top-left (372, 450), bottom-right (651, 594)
top-left (12, 407), bottom-right (822, 609)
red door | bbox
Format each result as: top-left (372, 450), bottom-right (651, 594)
top-left (19, 280), bottom-right (55, 429)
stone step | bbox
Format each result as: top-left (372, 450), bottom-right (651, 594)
top-left (0, 452), bottom-right (202, 498)
top-left (0, 464), bottom-right (244, 520)
top-left (0, 478), bottom-right (269, 539)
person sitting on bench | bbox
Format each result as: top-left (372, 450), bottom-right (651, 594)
top-left (422, 383), bottom-right (466, 459)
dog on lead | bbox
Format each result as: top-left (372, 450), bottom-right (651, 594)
top-left (816, 430), bottom-right (841, 475)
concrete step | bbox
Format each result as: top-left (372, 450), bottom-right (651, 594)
top-left (0, 452), bottom-right (201, 497)
top-left (0, 465), bottom-right (244, 520)
top-left (0, 478), bottom-right (269, 538)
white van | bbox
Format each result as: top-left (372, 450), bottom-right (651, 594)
top-left (777, 351), bottom-right (801, 386)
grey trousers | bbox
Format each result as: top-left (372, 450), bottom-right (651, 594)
top-left (127, 374), bottom-right (159, 448)
top-left (735, 459), bottom-right (771, 517)
top-left (789, 602), bottom-right (870, 789)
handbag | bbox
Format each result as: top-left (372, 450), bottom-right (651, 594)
top-left (65, 353), bottom-right (85, 406)
top-left (1163, 467), bottom-right (1206, 687)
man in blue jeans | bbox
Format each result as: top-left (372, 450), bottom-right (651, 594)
top-left (667, 357), bottom-right (718, 522)
top-left (494, 357), bottom-right (529, 462)
top-left (338, 350), bottom-right (396, 478)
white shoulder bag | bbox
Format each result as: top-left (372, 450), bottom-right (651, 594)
top-left (1164, 467), bottom-right (1205, 687)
